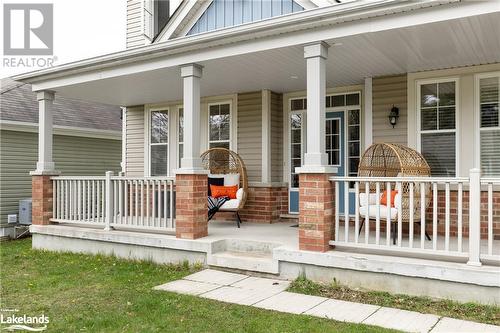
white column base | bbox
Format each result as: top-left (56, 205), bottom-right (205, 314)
top-left (304, 152), bottom-right (329, 167)
top-left (35, 161), bottom-right (56, 172)
top-left (174, 168), bottom-right (209, 175)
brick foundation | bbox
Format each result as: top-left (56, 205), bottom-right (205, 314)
top-left (212, 185), bottom-right (289, 223)
top-left (175, 173), bottom-right (208, 239)
top-left (298, 173), bottom-right (335, 252)
top-left (32, 175), bottom-right (55, 225)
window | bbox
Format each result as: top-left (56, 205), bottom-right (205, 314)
top-left (144, 0), bottom-right (154, 39)
top-left (290, 113), bottom-right (303, 188)
top-left (326, 118), bottom-right (341, 166)
top-left (150, 110), bottom-right (168, 176)
top-left (178, 108), bottom-right (184, 167)
top-left (418, 80), bottom-right (457, 176)
top-left (347, 109), bottom-right (361, 178)
top-left (208, 103), bottom-right (231, 149)
top-left (479, 74), bottom-right (500, 176)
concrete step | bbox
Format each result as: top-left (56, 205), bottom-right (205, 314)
top-left (208, 250), bottom-right (279, 274)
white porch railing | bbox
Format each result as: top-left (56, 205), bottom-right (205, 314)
top-left (51, 172), bottom-right (176, 233)
top-left (330, 169), bottom-right (500, 265)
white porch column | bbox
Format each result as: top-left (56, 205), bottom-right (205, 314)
top-left (35, 90), bottom-right (56, 173)
top-left (298, 41), bottom-right (334, 173)
top-left (179, 64), bottom-right (204, 172)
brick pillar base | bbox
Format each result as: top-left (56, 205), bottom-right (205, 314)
top-left (32, 174), bottom-right (56, 225)
top-left (175, 173), bottom-right (208, 239)
top-left (298, 173), bottom-right (334, 252)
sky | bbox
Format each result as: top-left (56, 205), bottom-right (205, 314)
top-left (0, 0), bottom-right (182, 79)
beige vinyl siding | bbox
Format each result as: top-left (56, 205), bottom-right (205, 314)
top-left (372, 74), bottom-right (408, 145)
top-left (270, 92), bottom-right (283, 183)
top-left (126, 0), bottom-right (146, 49)
top-left (125, 105), bottom-right (145, 176)
top-left (237, 91), bottom-right (262, 183)
top-left (0, 130), bottom-right (121, 226)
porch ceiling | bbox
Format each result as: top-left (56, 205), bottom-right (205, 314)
top-left (39, 11), bottom-right (500, 106)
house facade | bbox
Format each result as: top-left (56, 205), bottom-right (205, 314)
top-left (15, 0), bottom-right (500, 303)
top-left (0, 79), bottom-right (122, 239)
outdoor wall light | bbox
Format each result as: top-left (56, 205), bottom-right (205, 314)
top-left (388, 105), bottom-right (399, 128)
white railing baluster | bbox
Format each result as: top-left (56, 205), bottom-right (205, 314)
top-left (409, 182), bottom-right (414, 248)
top-left (420, 182), bottom-right (426, 249)
top-left (335, 182), bottom-right (339, 242)
top-left (163, 180), bottom-right (167, 228)
top-left (397, 181), bottom-right (402, 247)
top-left (344, 181), bottom-right (349, 242)
top-left (146, 180), bottom-right (150, 227)
top-left (135, 180), bottom-right (139, 226)
top-left (118, 179), bottom-right (123, 225)
top-left (97, 180), bottom-right (101, 222)
top-left (170, 180), bottom-right (174, 228)
top-left (488, 182), bottom-right (493, 256)
top-left (354, 182), bottom-right (359, 244)
top-left (140, 180), bottom-right (144, 227)
top-left (375, 182), bottom-right (380, 245)
top-left (92, 180), bottom-right (96, 222)
top-left (65, 180), bottom-right (69, 220)
top-left (432, 182), bottom-right (438, 250)
top-left (386, 182), bottom-right (391, 246)
top-left (457, 182), bottom-right (463, 253)
top-left (364, 182), bottom-right (369, 244)
top-left (152, 180), bottom-right (157, 227)
top-left (445, 182), bottom-right (450, 252)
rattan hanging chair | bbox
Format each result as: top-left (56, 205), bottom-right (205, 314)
top-left (358, 143), bottom-right (431, 223)
top-left (200, 148), bottom-right (248, 226)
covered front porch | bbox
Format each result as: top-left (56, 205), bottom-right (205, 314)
top-left (17, 1), bottom-right (500, 303)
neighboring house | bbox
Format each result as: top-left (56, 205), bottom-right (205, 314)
top-left (0, 78), bottom-right (122, 239)
top-left (13, 0), bottom-right (500, 304)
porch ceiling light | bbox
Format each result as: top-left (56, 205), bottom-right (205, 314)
top-left (388, 105), bottom-right (399, 128)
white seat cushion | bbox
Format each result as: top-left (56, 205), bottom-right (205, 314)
top-left (224, 173), bottom-right (240, 187)
top-left (220, 199), bottom-right (240, 211)
top-left (359, 205), bottom-right (398, 220)
top-left (236, 188), bottom-right (244, 201)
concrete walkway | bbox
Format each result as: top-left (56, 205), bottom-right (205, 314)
top-left (154, 269), bottom-right (500, 333)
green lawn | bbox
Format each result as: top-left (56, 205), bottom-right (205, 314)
top-left (288, 276), bottom-right (500, 326)
top-left (0, 238), bottom-right (396, 333)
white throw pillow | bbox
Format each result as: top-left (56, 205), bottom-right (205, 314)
top-left (224, 173), bottom-right (240, 187)
top-left (236, 188), bottom-right (244, 201)
top-left (208, 173), bottom-right (224, 179)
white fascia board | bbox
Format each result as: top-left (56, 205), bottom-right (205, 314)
top-left (0, 120), bottom-right (122, 140)
top-left (17, 0), bottom-right (497, 90)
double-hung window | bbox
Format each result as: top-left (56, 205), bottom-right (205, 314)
top-left (479, 74), bottom-right (500, 176)
top-left (208, 103), bottom-right (231, 149)
top-left (150, 110), bottom-right (168, 176)
top-left (418, 80), bottom-right (457, 176)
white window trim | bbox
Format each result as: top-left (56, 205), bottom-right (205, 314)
top-left (145, 107), bottom-right (170, 177)
top-left (207, 100), bottom-right (233, 150)
top-left (288, 108), bottom-right (306, 191)
top-left (474, 71), bottom-right (500, 172)
top-left (416, 77), bottom-right (460, 177)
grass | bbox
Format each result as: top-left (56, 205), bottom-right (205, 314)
top-left (0, 238), bottom-right (396, 333)
top-left (288, 275), bottom-right (500, 326)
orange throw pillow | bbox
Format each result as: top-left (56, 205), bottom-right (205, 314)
top-left (210, 185), bottom-right (238, 199)
top-left (380, 190), bottom-right (398, 208)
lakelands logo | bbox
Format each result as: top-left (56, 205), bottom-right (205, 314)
top-left (3, 3), bottom-right (56, 69)
top-left (0, 312), bottom-right (49, 332)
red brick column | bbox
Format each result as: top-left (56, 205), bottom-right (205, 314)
top-left (298, 173), bottom-right (335, 252)
top-left (175, 173), bottom-right (208, 239)
top-left (32, 174), bottom-right (56, 225)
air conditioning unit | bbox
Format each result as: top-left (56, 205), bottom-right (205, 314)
top-left (19, 199), bottom-right (32, 225)
top-left (7, 214), bottom-right (17, 224)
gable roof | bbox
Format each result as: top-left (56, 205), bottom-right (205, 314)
top-left (155, 0), bottom-right (327, 41)
top-left (0, 78), bottom-right (121, 132)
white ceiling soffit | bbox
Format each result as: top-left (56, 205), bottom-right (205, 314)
top-left (49, 13), bottom-right (500, 107)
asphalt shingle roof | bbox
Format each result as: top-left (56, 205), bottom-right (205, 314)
top-left (0, 78), bottom-right (122, 132)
